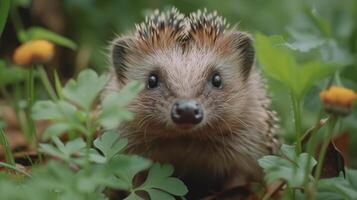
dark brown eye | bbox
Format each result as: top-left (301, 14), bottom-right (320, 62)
top-left (211, 73), bottom-right (222, 88)
top-left (148, 74), bottom-right (159, 89)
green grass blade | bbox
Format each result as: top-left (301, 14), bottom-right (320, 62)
top-left (0, 0), bottom-right (11, 38)
top-left (0, 161), bottom-right (32, 178)
top-left (54, 70), bottom-right (63, 100)
top-left (0, 128), bottom-right (15, 165)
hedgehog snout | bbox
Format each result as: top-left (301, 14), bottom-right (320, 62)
top-left (171, 99), bottom-right (203, 125)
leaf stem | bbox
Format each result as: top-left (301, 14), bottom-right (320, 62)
top-left (54, 70), bottom-right (63, 99)
top-left (26, 67), bottom-right (36, 141)
top-left (85, 111), bottom-right (93, 171)
top-left (291, 93), bottom-right (302, 154)
top-left (303, 115), bottom-right (328, 200)
top-left (38, 65), bottom-right (58, 101)
top-left (314, 115), bottom-right (338, 181)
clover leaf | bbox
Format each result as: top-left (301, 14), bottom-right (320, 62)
top-left (39, 137), bottom-right (86, 162)
top-left (258, 144), bottom-right (317, 187)
top-left (32, 100), bottom-right (87, 139)
top-left (317, 169), bottom-right (357, 200)
top-left (93, 131), bottom-right (128, 161)
top-left (111, 155), bottom-right (151, 187)
top-left (62, 69), bottom-right (107, 111)
top-left (132, 163), bottom-right (188, 200)
top-left (98, 81), bottom-right (143, 129)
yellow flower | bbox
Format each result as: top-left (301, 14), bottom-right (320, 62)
top-left (320, 86), bottom-right (357, 115)
top-left (13, 40), bottom-right (55, 66)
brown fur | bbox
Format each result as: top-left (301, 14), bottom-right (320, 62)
top-left (105, 8), bottom-right (279, 198)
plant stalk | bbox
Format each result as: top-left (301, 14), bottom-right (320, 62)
top-left (26, 67), bottom-right (37, 144)
top-left (0, 0), bottom-right (11, 39)
top-left (85, 112), bottom-right (94, 172)
top-left (0, 161), bottom-right (32, 178)
top-left (303, 116), bottom-right (328, 200)
top-left (291, 93), bottom-right (302, 154)
top-left (314, 115), bottom-right (338, 181)
top-left (38, 65), bottom-right (58, 101)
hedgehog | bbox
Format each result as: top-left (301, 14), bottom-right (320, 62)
top-left (105, 8), bottom-right (279, 199)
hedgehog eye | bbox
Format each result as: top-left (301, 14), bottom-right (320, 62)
top-left (148, 74), bottom-right (159, 89)
top-left (211, 73), bottom-right (222, 88)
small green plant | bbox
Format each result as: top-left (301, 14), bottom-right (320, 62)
top-left (255, 33), bottom-right (337, 154)
top-left (255, 33), bottom-right (357, 200)
top-left (258, 144), bottom-right (317, 187)
top-left (0, 69), bottom-right (188, 200)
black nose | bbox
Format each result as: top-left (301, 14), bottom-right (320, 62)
top-left (171, 100), bottom-right (203, 125)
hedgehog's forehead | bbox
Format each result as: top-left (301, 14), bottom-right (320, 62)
top-left (153, 46), bottom-right (214, 67)
top-left (150, 46), bottom-right (217, 83)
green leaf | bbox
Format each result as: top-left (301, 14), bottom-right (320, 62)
top-left (258, 145), bottom-right (317, 187)
top-left (254, 33), bottom-right (337, 99)
top-left (255, 33), bottom-right (296, 84)
top-left (39, 143), bottom-right (67, 160)
top-left (0, 0), bottom-right (10, 38)
top-left (31, 101), bottom-right (60, 120)
top-left (125, 193), bottom-right (144, 200)
top-left (145, 189), bottom-right (175, 200)
top-left (98, 81), bottom-right (143, 129)
top-left (318, 169), bottom-right (357, 200)
top-left (100, 175), bottom-right (130, 190)
top-left (64, 138), bottom-right (86, 155)
top-left (62, 69), bottom-right (108, 111)
top-left (77, 163), bottom-right (130, 192)
top-left (43, 123), bottom-right (71, 140)
top-left (346, 169), bottom-right (357, 189)
top-left (285, 31), bottom-right (326, 52)
top-left (93, 131), bottom-right (128, 161)
top-left (0, 61), bottom-right (27, 87)
top-left (32, 161), bottom-right (84, 197)
top-left (110, 155), bottom-right (151, 187)
top-left (31, 100), bottom-right (78, 121)
top-left (32, 100), bottom-right (85, 138)
top-left (88, 149), bottom-right (107, 163)
top-left (139, 163), bottom-right (188, 197)
top-left (297, 61), bottom-right (336, 97)
top-left (303, 7), bottom-right (332, 37)
top-left (115, 81), bottom-right (144, 107)
top-left (281, 144), bottom-right (296, 160)
top-left (23, 27), bottom-right (77, 50)
top-left (39, 137), bottom-right (86, 162)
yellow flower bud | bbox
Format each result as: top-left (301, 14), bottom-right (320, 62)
top-left (13, 40), bottom-right (55, 67)
top-left (320, 86), bottom-right (357, 116)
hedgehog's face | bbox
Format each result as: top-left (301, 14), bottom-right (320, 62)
top-left (110, 8), bottom-right (255, 138)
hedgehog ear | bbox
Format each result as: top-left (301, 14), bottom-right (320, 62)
top-left (229, 32), bottom-right (255, 77)
top-left (111, 36), bottom-right (135, 81)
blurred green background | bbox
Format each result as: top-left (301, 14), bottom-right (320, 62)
top-left (1, 0), bottom-right (357, 166)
